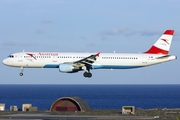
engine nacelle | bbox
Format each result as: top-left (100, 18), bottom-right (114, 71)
top-left (59, 64), bottom-right (78, 73)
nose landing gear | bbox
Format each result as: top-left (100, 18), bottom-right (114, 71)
top-left (19, 67), bottom-right (24, 76)
top-left (19, 72), bottom-right (23, 76)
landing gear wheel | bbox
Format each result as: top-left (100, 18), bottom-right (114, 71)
top-left (87, 72), bottom-right (92, 78)
top-left (83, 72), bottom-right (92, 78)
top-left (83, 72), bottom-right (88, 77)
top-left (19, 72), bottom-right (23, 76)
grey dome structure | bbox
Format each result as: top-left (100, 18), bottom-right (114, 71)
top-left (50, 96), bottom-right (90, 112)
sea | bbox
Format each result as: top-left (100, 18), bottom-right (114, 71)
top-left (0, 84), bottom-right (180, 110)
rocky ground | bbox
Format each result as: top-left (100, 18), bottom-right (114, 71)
top-left (0, 108), bottom-right (180, 120)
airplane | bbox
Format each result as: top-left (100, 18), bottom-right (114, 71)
top-left (2, 30), bottom-right (177, 78)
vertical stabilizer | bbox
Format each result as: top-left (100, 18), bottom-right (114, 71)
top-left (145, 30), bottom-right (174, 54)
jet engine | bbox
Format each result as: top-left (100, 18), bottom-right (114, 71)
top-left (59, 64), bottom-right (78, 73)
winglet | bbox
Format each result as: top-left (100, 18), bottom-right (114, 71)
top-left (96, 52), bottom-right (100, 57)
top-left (145, 30), bottom-right (174, 54)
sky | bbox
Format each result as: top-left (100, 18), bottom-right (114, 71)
top-left (0, 0), bottom-right (180, 84)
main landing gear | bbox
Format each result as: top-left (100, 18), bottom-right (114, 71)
top-left (19, 67), bottom-right (24, 76)
top-left (83, 71), bottom-right (92, 78)
top-left (83, 66), bottom-right (92, 78)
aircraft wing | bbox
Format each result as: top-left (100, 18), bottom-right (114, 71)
top-left (73, 52), bottom-right (100, 67)
top-left (64, 52), bottom-right (100, 69)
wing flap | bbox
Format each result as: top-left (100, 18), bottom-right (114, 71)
top-left (73, 52), bottom-right (100, 68)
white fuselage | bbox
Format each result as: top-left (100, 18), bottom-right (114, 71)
top-left (2, 30), bottom-right (176, 77)
top-left (2, 52), bottom-right (177, 70)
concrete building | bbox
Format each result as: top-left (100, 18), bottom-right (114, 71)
top-left (28, 106), bottom-right (38, 112)
top-left (50, 96), bottom-right (90, 112)
top-left (10, 106), bottom-right (18, 111)
top-left (22, 104), bottom-right (32, 111)
top-left (0, 104), bottom-right (5, 111)
top-left (122, 106), bottom-right (135, 114)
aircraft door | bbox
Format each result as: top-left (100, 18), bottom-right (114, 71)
top-left (52, 56), bottom-right (57, 62)
top-left (142, 55), bottom-right (147, 64)
top-left (18, 54), bottom-right (23, 62)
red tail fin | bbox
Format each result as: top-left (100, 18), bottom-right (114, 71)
top-left (145, 30), bottom-right (174, 54)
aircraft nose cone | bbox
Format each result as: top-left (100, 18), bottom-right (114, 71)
top-left (2, 59), bottom-right (9, 66)
top-left (2, 59), bottom-right (6, 65)
top-left (2, 58), bottom-right (13, 66)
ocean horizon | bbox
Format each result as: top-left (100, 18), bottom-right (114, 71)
top-left (0, 84), bottom-right (180, 110)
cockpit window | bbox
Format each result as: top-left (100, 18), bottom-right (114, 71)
top-left (8, 55), bottom-right (14, 58)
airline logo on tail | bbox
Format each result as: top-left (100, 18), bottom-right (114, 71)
top-left (161, 38), bottom-right (169, 45)
top-left (145, 30), bottom-right (174, 54)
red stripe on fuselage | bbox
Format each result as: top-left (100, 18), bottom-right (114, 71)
top-left (145, 46), bottom-right (168, 54)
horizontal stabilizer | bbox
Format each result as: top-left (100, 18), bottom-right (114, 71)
top-left (156, 55), bottom-right (171, 59)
